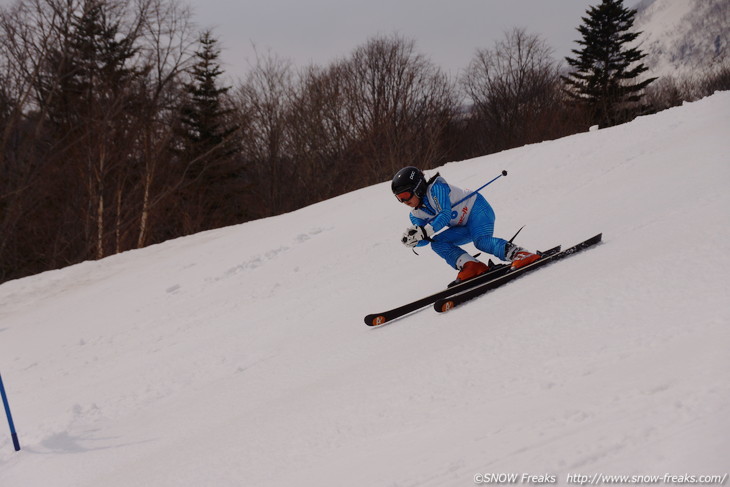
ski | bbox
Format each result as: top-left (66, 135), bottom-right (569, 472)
top-left (434, 233), bottom-right (602, 313)
top-left (364, 245), bottom-right (562, 327)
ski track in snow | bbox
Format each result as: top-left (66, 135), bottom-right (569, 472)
top-left (0, 93), bottom-right (729, 486)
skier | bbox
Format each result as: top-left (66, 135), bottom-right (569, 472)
top-left (392, 166), bottom-right (540, 284)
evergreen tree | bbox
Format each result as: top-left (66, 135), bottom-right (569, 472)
top-left (42, 0), bottom-right (141, 131)
top-left (178, 30), bottom-right (239, 173)
top-left (36, 0), bottom-right (145, 260)
top-left (562, 0), bottom-right (656, 127)
top-left (176, 30), bottom-right (243, 232)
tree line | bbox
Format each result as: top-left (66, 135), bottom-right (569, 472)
top-left (1, 0), bottom-right (727, 283)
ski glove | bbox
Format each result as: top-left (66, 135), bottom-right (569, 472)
top-left (401, 224), bottom-right (434, 248)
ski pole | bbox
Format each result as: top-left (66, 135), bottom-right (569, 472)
top-left (454, 169), bottom-right (508, 208)
top-left (408, 169), bottom-right (508, 255)
top-left (0, 372), bottom-right (20, 451)
top-left (424, 169), bottom-right (508, 225)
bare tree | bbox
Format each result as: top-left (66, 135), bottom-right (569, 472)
top-left (234, 48), bottom-right (295, 216)
top-left (286, 64), bottom-right (350, 203)
top-left (133, 0), bottom-right (197, 247)
top-left (337, 34), bottom-right (457, 182)
top-left (461, 28), bottom-right (567, 154)
top-left (0, 0), bottom-right (198, 282)
top-left (231, 35), bottom-right (457, 216)
top-left (0, 0), bottom-right (82, 279)
top-left (35, 0), bottom-right (157, 260)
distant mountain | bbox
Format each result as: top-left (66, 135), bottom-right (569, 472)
top-left (633, 0), bottom-right (729, 79)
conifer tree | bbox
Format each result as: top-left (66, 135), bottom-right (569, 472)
top-left (178, 30), bottom-right (238, 174)
top-left (176, 30), bottom-right (242, 232)
top-left (42, 0), bottom-right (140, 130)
top-left (37, 0), bottom-right (144, 259)
top-left (562, 0), bottom-right (656, 127)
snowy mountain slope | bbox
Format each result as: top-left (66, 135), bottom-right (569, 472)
top-left (633, 0), bottom-right (729, 78)
top-left (1, 92), bottom-right (729, 486)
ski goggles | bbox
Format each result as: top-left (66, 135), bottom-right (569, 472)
top-left (395, 191), bottom-right (414, 203)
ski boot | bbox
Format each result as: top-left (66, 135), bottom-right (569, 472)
top-left (505, 242), bottom-right (541, 270)
top-left (449, 259), bottom-right (489, 287)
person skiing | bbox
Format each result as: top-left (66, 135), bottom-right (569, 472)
top-left (392, 166), bottom-right (540, 284)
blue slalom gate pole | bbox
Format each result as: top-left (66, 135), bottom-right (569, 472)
top-left (0, 372), bottom-right (21, 451)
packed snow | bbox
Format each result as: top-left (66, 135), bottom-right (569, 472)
top-left (1, 92), bottom-right (729, 487)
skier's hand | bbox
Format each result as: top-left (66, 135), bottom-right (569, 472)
top-left (401, 224), bottom-right (434, 248)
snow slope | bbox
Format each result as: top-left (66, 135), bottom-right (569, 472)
top-left (633, 0), bottom-right (729, 78)
top-left (1, 92), bottom-right (729, 487)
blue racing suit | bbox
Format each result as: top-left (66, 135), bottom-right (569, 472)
top-left (409, 176), bottom-right (509, 269)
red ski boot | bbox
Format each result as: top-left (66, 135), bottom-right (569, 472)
top-left (506, 243), bottom-right (541, 270)
top-left (451, 260), bottom-right (489, 286)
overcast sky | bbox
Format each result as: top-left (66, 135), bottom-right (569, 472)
top-left (0, 0), bottom-right (643, 81)
top-left (190, 0), bottom-right (643, 81)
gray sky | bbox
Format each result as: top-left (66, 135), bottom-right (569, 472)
top-left (190, 0), bottom-right (642, 81)
top-left (0, 0), bottom-right (642, 81)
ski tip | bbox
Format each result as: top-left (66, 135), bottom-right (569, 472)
top-left (439, 300), bottom-right (455, 313)
top-left (587, 233), bottom-right (603, 245)
top-left (366, 315), bottom-right (387, 326)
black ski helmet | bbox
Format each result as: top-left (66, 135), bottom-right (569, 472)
top-left (391, 166), bottom-right (427, 200)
